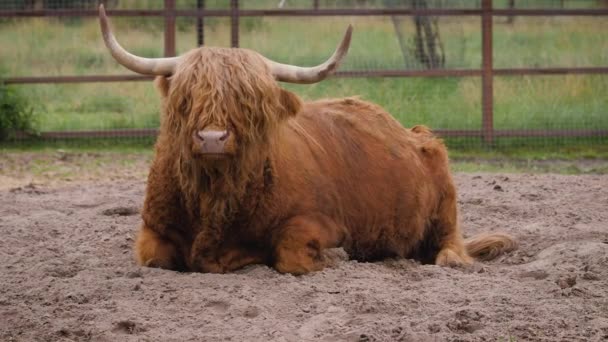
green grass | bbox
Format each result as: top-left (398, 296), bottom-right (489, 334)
top-left (0, 8), bottom-right (607, 153)
top-left (0, 137), bottom-right (157, 154)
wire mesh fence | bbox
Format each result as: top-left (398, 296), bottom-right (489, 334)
top-left (0, 0), bottom-right (607, 149)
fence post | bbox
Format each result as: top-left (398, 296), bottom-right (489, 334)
top-left (197, 0), bottom-right (205, 46)
top-left (481, 0), bottom-right (494, 145)
top-left (164, 0), bottom-right (176, 57)
top-left (231, 0), bottom-right (239, 48)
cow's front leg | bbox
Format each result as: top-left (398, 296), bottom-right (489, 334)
top-left (135, 225), bottom-right (185, 271)
top-left (433, 186), bottom-right (473, 267)
top-left (273, 215), bottom-right (347, 275)
top-left (136, 149), bottom-right (189, 271)
top-left (216, 247), bottom-right (267, 272)
top-left (190, 230), bottom-right (266, 273)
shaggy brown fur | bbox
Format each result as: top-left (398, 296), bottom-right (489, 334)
top-left (134, 46), bottom-right (517, 274)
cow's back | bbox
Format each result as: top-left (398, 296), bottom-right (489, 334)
top-left (270, 97), bottom-right (451, 260)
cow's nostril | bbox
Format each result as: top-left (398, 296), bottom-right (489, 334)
top-left (196, 131), bottom-right (206, 141)
top-left (219, 130), bottom-right (229, 142)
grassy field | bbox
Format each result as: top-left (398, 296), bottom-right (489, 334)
top-left (0, 8), bottom-right (607, 149)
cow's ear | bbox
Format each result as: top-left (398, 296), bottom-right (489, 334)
top-left (279, 88), bottom-right (302, 118)
top-left (154, 76), bottom-right (171, 98)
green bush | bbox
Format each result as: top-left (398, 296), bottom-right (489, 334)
top-left (0, 81), bottom-right (37, 140)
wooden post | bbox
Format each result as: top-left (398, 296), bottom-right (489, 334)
top-left (164, 0), bottom-right (176, 57)
top-left (481, 0), bottom-right (494, 145)
top-left (230, 0), bottom-right (239, 48)
top-left (197, 0), bottom-right (205, 46)
top-left (507, 0), bottom-right (515, 24)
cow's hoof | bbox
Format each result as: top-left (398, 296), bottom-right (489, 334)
top-left (435, 248), bottom-right (473, 268)
top-left (135, 227), bottom-right (180, 270)
top-left (274, 245), bottom-right (325, 275)
top-left (274, 260), bottom-right (325, 276)
top-left (143, 258), bottom-right (173, 270)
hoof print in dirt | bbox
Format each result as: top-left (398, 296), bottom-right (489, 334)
top-left (556, 275), bottom-right (577, 289)
top-left (125, 270), bottom-right (143, 278)
top-left (47, 265), bottom-right (81, 279)
top-left (65, 292), bottom-right (89, 304)
top-left (243, 305), bottom-right (261, 318)
top-left (101, 206), bottom-right (139, 216)
top-left (518, 270), bottom-right (549, 280)
top-left (447, 309), bottom-right (485, 334)
top-left (461, 263), bottom-right (487, 274)
top-left (428, 323), bottom-right (441, 333)
top-left (521, 192), bottom-right (543, 201)
top-left (205, 300), bottom-right (231, 313)
top-left (57, 328), bottom-right (91, 340)
top-left (358, 333), bottom-right (372, 342)
top-left (582, 272), bottom-right (600, 281)
top-left (9, 183), bottom-right (46, 195)
top-left (113, 320), bottom-right (145, 334)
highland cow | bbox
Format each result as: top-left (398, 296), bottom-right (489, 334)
top-left (98, 5), bottom-right (516, 275)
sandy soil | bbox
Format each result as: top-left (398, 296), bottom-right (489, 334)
top-left (1, 171), bottom-right (607, 341)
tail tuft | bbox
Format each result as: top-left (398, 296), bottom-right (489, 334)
top-left (465, 233), bottom-right (518, 261)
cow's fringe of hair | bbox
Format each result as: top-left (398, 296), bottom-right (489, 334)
top-left (159, 47), bottom-right (289, 226)
top-left (465, 232), bottom-right (518, 261)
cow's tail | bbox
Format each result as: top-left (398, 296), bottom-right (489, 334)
top-left (464, 233), bottom-right (518, 261)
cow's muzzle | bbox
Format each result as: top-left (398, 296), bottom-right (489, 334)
top-left (193, 129), bottom-right (231, 155)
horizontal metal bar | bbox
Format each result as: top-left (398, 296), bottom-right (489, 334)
top-left (231, 9), bottom-right (484, 17)
top-left (0, 9), bottom-right (225, 17)
top-left (3, 75), bottom-right (154, 84)
top-left (337, 68), bottom-right (608, 82)
top-left (5, 67), bottom-right (608, 84)
top-left (11, 129), bottom-right (608, 140)
top-left (492, 8), bottom-right (608, 16)
top-left (493, 130), bottom-right (608, 138)
top-left (0, 8), bottom-right (478, 18)
top-left (0, 9), bottom-right (159, 17)
top-left (334, 69), bottom-right (482, 77)
top-left (14, 128), bottom-right (159, 139)
top-left (2, 8), bottom-right (607, 18)
top-left (433, 130), bottom-right (483, 137)
top-left (4, 71), bottom-right (481, 84)
top-left (494, 67), bottom-right (608, 76)
top-left (434, 129), bottom-right (608, 138)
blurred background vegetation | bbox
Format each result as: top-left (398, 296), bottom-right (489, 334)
top-left (0, 0), bottom-right (607, 166)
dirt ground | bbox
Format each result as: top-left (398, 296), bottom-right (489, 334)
top-left (1, 153), bottom-right (607, 341)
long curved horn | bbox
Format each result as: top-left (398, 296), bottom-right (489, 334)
top-left (261, 24), bottom-right (353, 84)
top-left (98, 4), bottom-right (181, 76)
